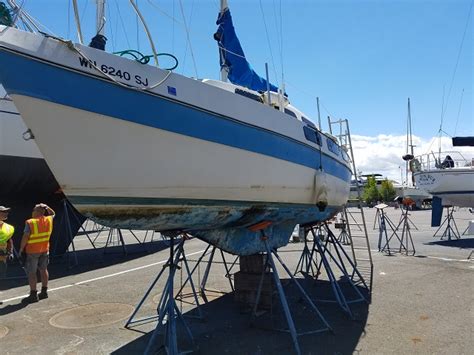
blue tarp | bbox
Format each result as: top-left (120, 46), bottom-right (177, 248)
top-left (215, 8), bottom-right (278, 93)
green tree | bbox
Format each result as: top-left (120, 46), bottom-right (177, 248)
top-left (363, 176), bottom-right (380, 205)
top-left (379, 179), bottom-right (396, 203)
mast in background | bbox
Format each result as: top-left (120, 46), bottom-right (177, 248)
top-left (402, 98), bottom-right (415, 186)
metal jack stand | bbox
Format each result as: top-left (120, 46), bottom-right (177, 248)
top-left (336, 215), bottom-right (351, 245)
top-left (125, 235), bottom-right (198, 355)
top-left (375, 205), bottom-right (399, 255)
top-left (434, 206), bottom-right (460, 240)
top-left (294, 229), bottom-right (318, 277)
top-left (54, 199), bottom-right (96, 268)
top-left (311, 224), bottom-right (369, 318)
top-left (382, 207), bottom-right (415, 255)
top-left (177, 244), bottom-right (238, 304)
top-left (397, 210), bottom-right (418, 231)
top-left (251, 225), bottom-right (332, 355)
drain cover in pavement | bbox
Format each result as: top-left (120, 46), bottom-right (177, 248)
top-left (0, 325), bottom-right (9, 338)
top-left (49, 303), bottom-right (134, 329)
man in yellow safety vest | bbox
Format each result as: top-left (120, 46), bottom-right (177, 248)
top-left (0, 205), bottom-right (15, 279)
top-left (20, 203), bottom-right (55, 303)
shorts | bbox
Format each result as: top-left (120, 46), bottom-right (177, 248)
top-left (25, 253), bottom-right (49, 274)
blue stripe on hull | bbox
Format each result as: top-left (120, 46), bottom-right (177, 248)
top-left (71, 196), bottom-right (340, 255)
top-left (0, 49), bottom-right (351, 182)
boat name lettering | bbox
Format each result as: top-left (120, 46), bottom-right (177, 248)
top-left (418, 174), bottom-right (435, 185)
top-left (78, 57), bottom-right (149, 86)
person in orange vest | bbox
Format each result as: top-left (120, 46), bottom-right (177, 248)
top-left (20, 203), bottom-right (55, 303)
top-left (0, 205), bottom-right (15, 279)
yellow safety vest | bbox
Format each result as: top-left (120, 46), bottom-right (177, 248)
top-left (0, 222), bottom-right (14, 261)
top-left (26, 216), bottom-right (53, 254)
top-left (0, 222), bottom-right (14, 247)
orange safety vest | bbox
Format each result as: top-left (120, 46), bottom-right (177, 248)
top-left (26, 216), bottom-right (53, 254)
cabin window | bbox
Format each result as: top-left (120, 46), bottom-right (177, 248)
top-left (234, 88), bottom-right (263, 103)
top-left (284, 108), bottom-right (297, 118)
top-left (303, 126), bottom-right (322, 145)
top-left (301, 116), bottom-right (316, 129)
top-left (326, 138), bottom-right (341, 156)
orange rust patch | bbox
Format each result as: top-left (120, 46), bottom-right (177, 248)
top-left (411, 337), bottom-right (422, 345)
top-left (419, 315), bottom-right (429, 321)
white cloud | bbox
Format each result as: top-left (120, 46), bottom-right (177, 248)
top-left (351, 134), bottom-right (474, 183)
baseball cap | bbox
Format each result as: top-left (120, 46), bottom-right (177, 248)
top-left (0, 206), bottom-right (11, 212)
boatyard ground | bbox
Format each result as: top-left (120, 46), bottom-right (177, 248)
top-left (1, 208), bottom-right (473, 354)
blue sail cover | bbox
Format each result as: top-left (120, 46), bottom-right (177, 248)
top-left (215, 8), bottom-right (278, 93)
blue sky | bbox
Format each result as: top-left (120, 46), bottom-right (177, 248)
top-left (22, 0), bottom-right (472, 139)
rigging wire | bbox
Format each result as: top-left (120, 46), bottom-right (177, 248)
top-left (106, 0), bottom-right (115, 51)
top-left (178, 0), bottom-right (198, 78)
top-left (67, 0), bottom-right (71, 39)
top-left (129, 0), bottom-right (159, 67)
top-left (453, 88), bottom-right (464, 136)
top-left (135, 0), bottom-right (139, 51)
top-left (145, 0), bottom-right (250, 64)
top-left (439, 0), bottom-right (472, 126)
top-left (258, 0), bottom-right (279, 87)
top-left (146, 0), bottom-right (183, 25)
top-left (113, 0), bottom-right (131, 49)
top-left (285, 80), bottom-right (334, 120)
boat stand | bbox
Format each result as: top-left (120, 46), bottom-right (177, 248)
top-left (375, 207), bottom-right (399, 255)
top-left (381, 208), bottom-right (415, 255)
top-left (336, 215), bottom-right (351, 245)
top-left (102, 228), bottom-right (146, 255)
top-left (172, 243), bottom-right (238, 305)
top-left (293, 229), bottom-right (318, 277)
top-left (310, 224), bottom-right (369, 318)
top-left (251, 228), bottom-right (332, 355)
top-left (125, 234), bottom-right (198, 355)
top-left (397, 210), bottom-right (418, 231)
top-left (53, 199), bottom-right (97, 268)
top-left (434, 206), bottom-right (460, 240)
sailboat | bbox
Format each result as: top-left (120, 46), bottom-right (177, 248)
top-left (0, 1), bottom-right (351, 255)
top-left (399, 98), bottom-right (431, 208)
top-left (412, 139), bottom-right (474, 222)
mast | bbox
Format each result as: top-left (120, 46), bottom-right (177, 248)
top-left (96, 0), bottom-right (106, 36)
top-left (220, 0), bottom-right (229, 82)
top-left (316, 97), bottom-right (322, 130)
top-left (407, 98), bottom-right (414, 157)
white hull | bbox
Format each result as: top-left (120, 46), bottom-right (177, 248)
top-left (414, 169), bottom-right (474, 207)
top-left (14, 95), bottom-right (349, 207)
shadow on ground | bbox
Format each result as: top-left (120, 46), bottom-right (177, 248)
top-left (0, 239), bottom-right (172, 291)
top-left (424, 237), bottom-right (474, 249)
top-left (113, 279), bottom-right (370, 355)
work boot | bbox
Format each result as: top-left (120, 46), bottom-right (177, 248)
top-left (38, 287), bottom-right (48, 300)
top-left (22, 290), bottom-right (39, 304)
